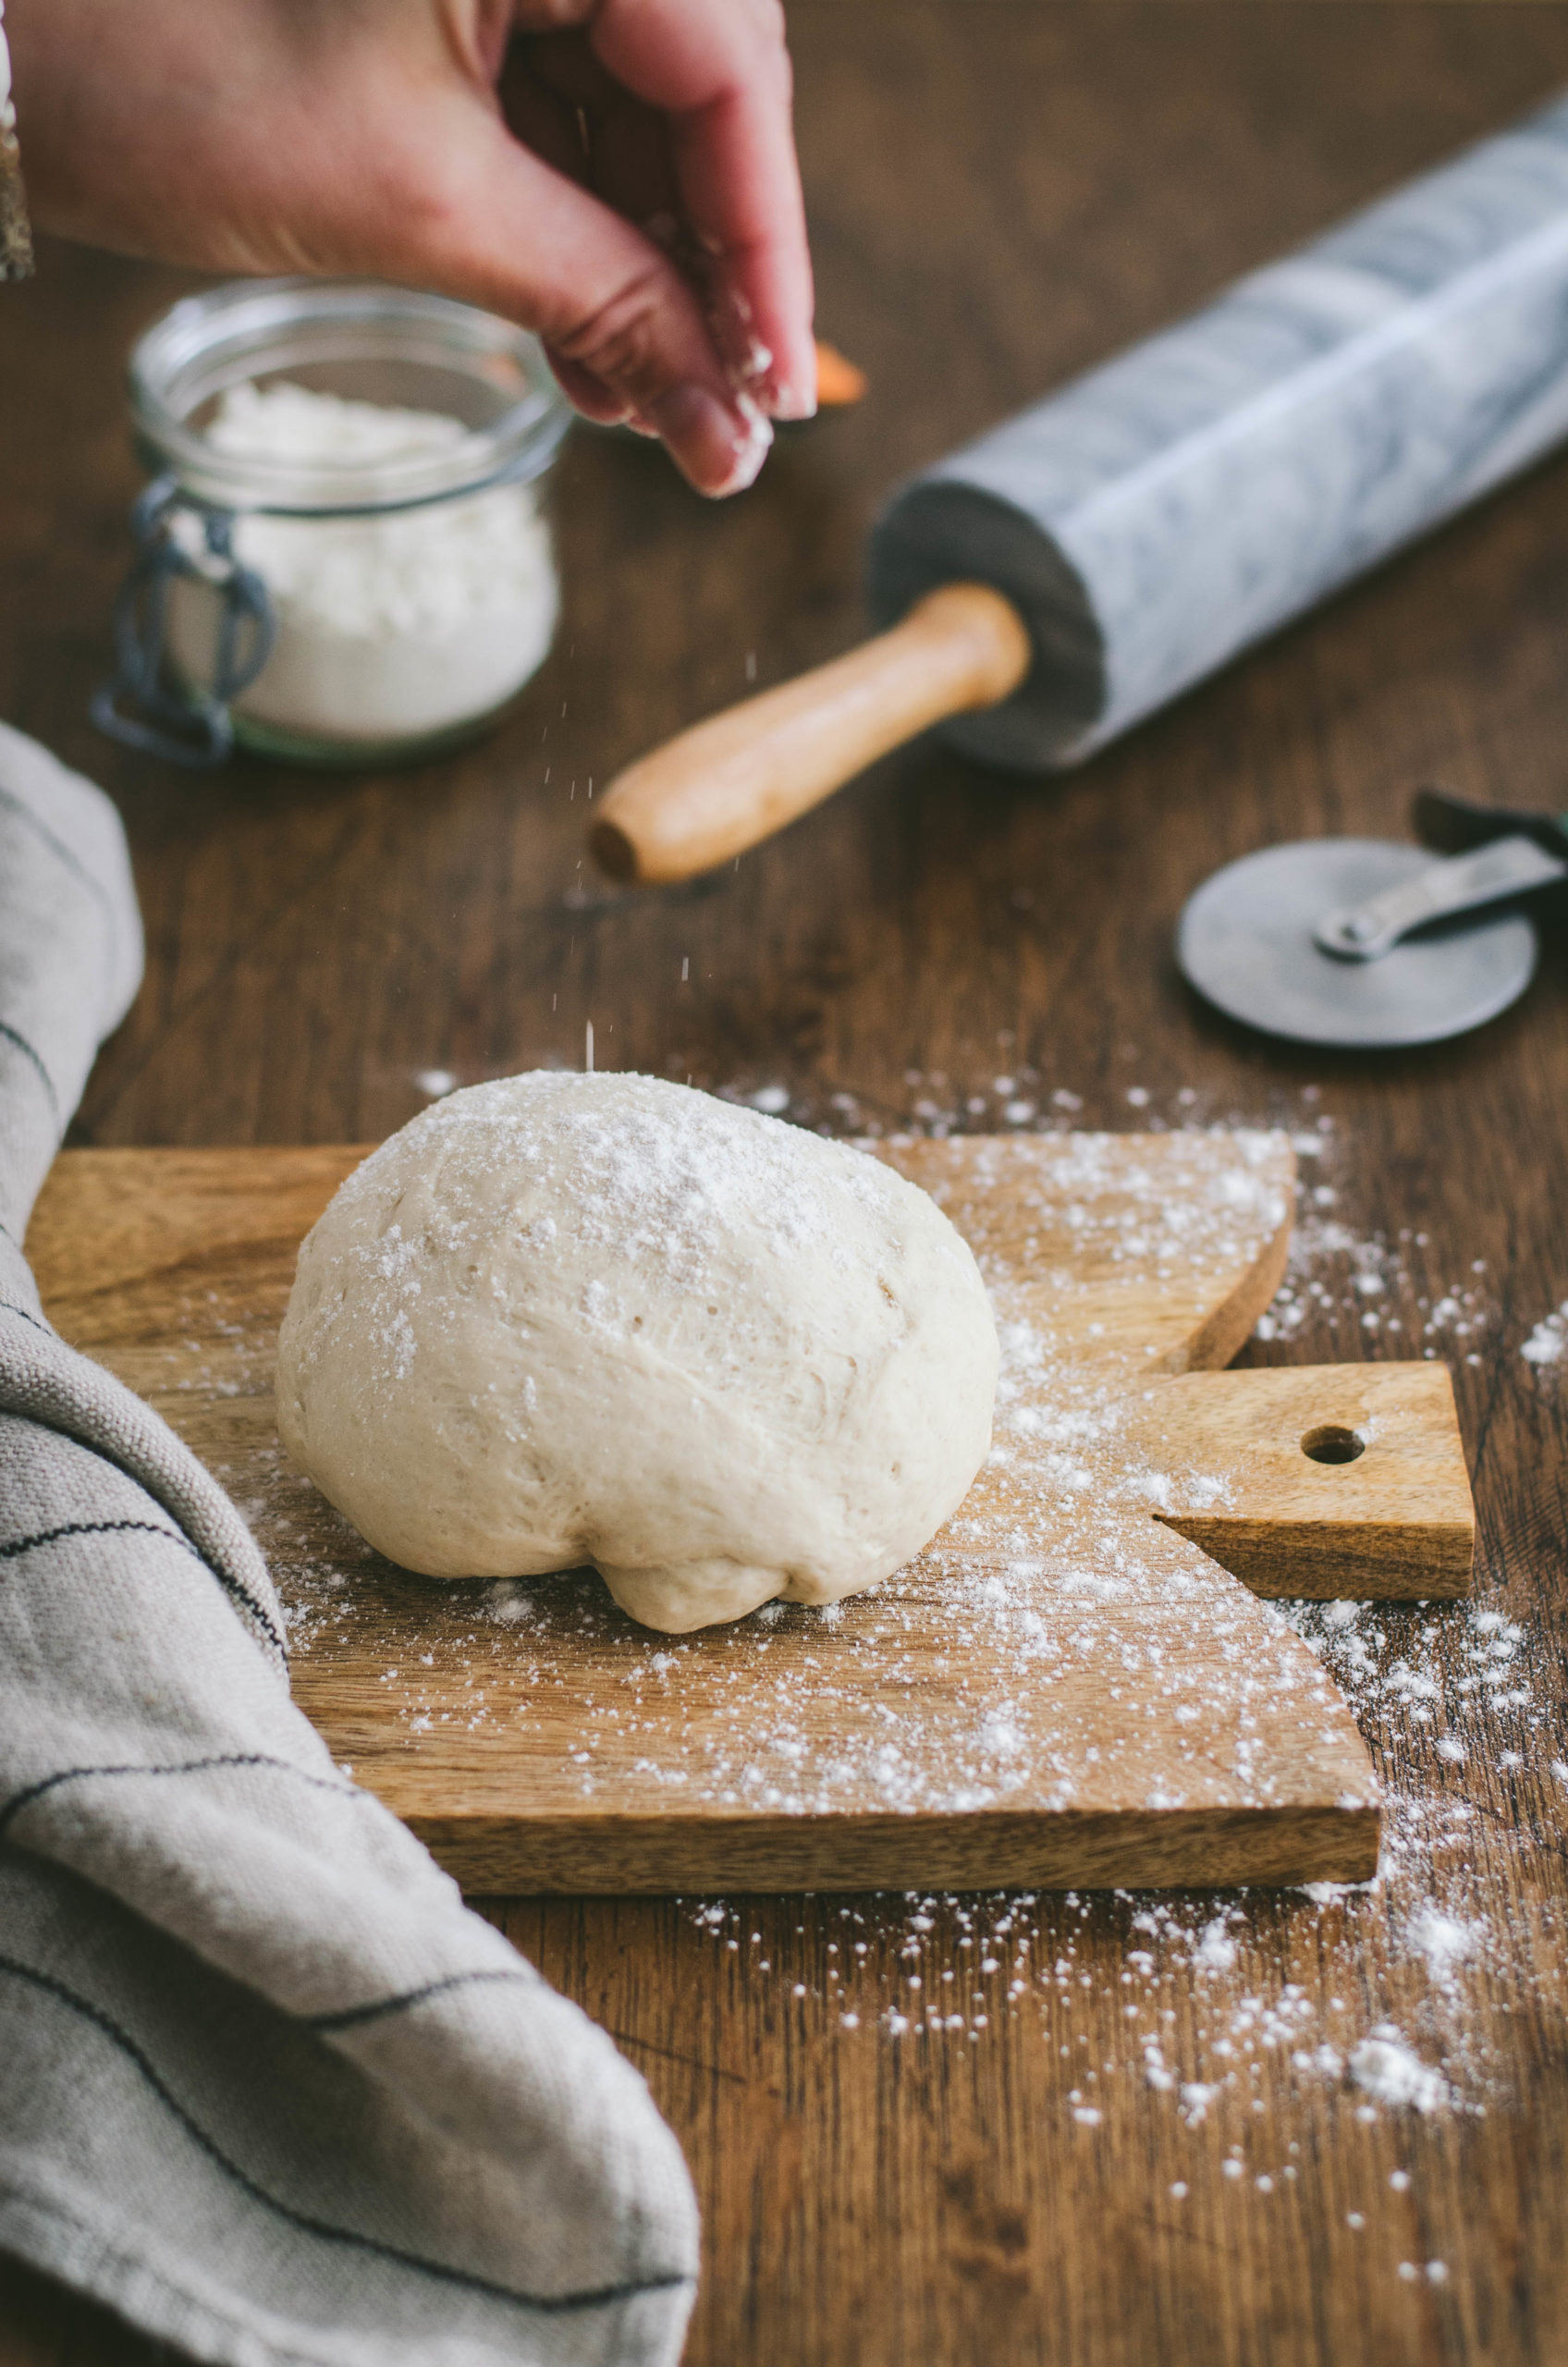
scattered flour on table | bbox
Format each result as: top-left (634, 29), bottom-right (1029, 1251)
top-left (657, 1090), bottom-right (1561, 2233)
top-left (206, 1070), bottom-right (1564, 2289)
top-left (1350, 2030), bottom-right (1449, 2115)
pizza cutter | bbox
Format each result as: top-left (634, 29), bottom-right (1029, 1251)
top-left (1176, 795), bottom-right (1568, 1049)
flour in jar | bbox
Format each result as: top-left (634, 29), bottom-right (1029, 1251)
top-left (165, 381), bottom-right (559, 750)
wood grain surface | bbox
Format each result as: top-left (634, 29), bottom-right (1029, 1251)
top-left (5, 6), bottom-right (1568, 2364)
top-left (31, 1128), bottom-right (1476, 1893)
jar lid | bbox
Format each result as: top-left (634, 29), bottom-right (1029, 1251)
top-left (129, 278), bottom-right (572, 515)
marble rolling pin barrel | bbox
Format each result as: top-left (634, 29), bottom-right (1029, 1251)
top-left (594, 92), bottom-right (1568, 884)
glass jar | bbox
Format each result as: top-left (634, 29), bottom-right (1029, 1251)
top-left (97, 278), bottom-right (572, 767)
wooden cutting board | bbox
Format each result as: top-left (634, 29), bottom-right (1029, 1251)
top-left (26, 1131), bottom-right (1474, 1895)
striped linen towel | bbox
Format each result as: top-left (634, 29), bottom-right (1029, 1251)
top-left (0, 718), bottom-right (697, 2367)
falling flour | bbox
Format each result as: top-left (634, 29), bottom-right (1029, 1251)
top-left (1522, 1303), bottom-right (1568, 1367)
top-left (165, 381), bottom-right (558, 748)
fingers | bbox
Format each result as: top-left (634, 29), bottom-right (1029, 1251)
top-left (406, 100), bottom-right (772, 494)
top-left (581, 0), bottom-right (815, 420)
top-left (544, 350), bottom-right (634, 425)
top-left (668, 74), bottom-right (815, 418)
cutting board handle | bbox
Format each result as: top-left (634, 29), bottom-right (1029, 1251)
top-left (588, 583), bottom-right (1033, 885)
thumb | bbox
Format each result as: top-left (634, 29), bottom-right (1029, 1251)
top-left (400, 107), bottom-right (772, 497)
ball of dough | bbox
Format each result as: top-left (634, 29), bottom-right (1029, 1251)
top-left (276, 1072), bottom-right (998, 1632)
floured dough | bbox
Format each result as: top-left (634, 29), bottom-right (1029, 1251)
top-left (276, 1072), bottom-right (998, 1632)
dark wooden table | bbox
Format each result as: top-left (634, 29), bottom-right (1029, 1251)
top-left (5, 8), bottom-right (1568, 2362)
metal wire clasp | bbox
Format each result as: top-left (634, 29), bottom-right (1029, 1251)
top-left (92, 475), bottom-right (276, 767)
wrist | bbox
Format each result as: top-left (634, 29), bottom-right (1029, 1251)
top-left (0, 0), bottom-right (32, 278)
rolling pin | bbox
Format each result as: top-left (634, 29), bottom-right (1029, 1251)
top-left (593, 92), bottom-right (1568, 885)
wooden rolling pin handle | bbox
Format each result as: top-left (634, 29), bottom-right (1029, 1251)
top-left (589, 583), bottom-right (1033, 885)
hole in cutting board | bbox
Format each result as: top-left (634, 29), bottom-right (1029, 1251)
top-left (1300, 1423), bottom-right (1366, 1466)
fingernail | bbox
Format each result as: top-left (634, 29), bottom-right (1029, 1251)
top-left (707, 392), bottom-right (774, 495)
top-left (768, 378), bottom-right (818, 423)
top-left (644, 382), bottom-right (774, 497)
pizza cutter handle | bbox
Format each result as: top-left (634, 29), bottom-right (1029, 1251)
top-left (1314, 832), bottom-right (1568, 961)
top-left (588, 584), bottom-right (1033, 885)
top-left (1412, 784), bottom-right (1568, 860)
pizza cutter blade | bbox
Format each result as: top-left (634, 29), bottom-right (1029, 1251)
top-left (1176, 835), bottom-right (1560, 1049)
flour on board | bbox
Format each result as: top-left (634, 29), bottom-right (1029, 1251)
top-left (184, 1076), bottom-right (1562, 2284)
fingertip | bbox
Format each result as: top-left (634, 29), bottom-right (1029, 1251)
top-left (766, 367), bottom-right (817, 423)
top-left (711, 392), bottom-right (774, 494)
top-left (642, 382), bottom-right (773, 496)
top-left (758, 302), bottom-right (818, 418)
top-left (707, 260), bottom-right (816, 423)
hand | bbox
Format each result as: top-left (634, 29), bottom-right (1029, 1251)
top-left (5, 0), bottom-right (815, 495)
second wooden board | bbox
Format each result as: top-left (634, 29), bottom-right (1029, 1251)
top-left (28, 1130), bottom-right (1475, 1894)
